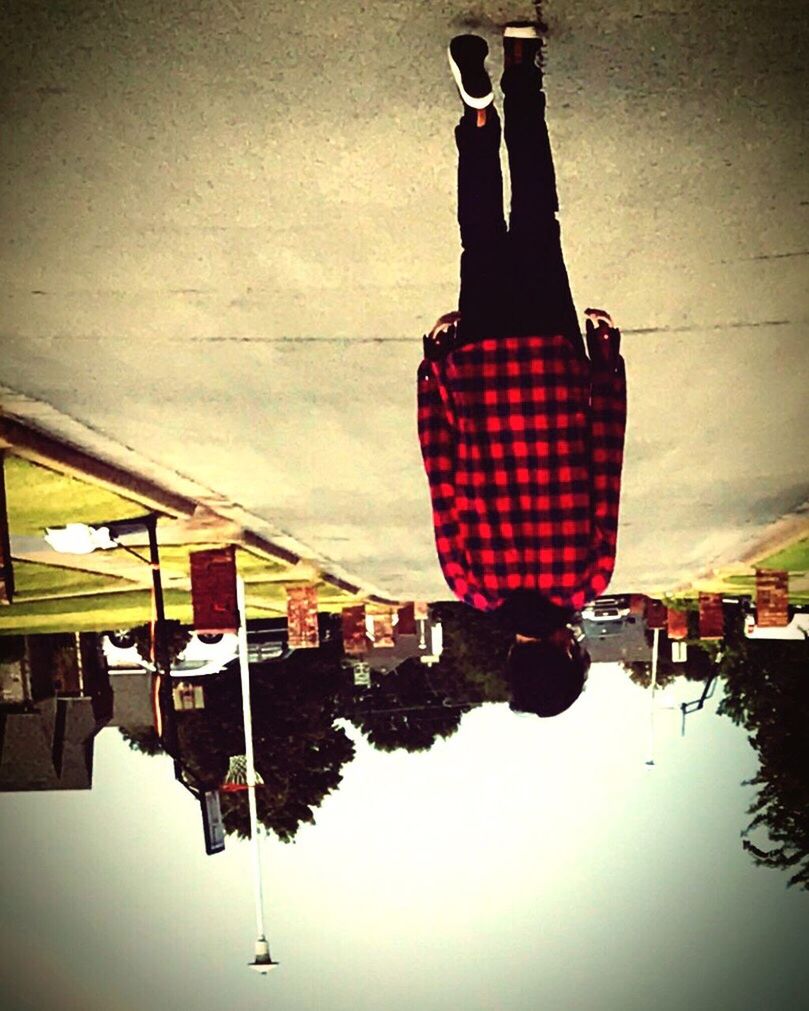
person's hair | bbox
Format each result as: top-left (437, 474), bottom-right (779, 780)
top-left (505, 640), bottom-right (591, 718)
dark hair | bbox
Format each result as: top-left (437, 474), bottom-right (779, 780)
top-left (496, 589), bottom-right (574, 639)
top-left (506, 640), bottom-right (591, 718)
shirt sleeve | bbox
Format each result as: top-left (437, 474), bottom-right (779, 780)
top-left (586, 356), bottom-right (627, 599)
top-left (417, 359), bottom-right (484, 608)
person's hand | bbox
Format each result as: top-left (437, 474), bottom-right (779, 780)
top-left (584, 307), bottom-right (621, 364)
top-left (429, 311), bottom-right (461, 339)
top-left (424, 311), bottom-right (461, 360)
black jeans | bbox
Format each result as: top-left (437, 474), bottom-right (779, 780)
top-left (455, 64), bottom-right (584, 357)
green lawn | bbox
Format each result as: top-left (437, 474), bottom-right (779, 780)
top-left (0, 588), bottom-right (194, 634)
top-left (756, 537), bottom-right (809, 575)
top-left (5, 456), bottom-right (145, 536)
top-left (2, 454), bottom-right (369, 634)
top-left (13, 559), bottom-right (132, 599)
top-left (0, 583), bottom-right (359, 635)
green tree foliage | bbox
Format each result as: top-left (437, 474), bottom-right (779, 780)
top-left (428, 601), bottom-right (512, 701)
top-left (120, 604), bottom-right (513, 840)
top-left (621, 631), bottom-right (716, 688)
top-left (347, 658), bottom-right (473, 753)
top-left (345, 603), bottom-right (512, 753)
top-left (175, 641), bottom-right (356, 843)
top-left (131, 620), bottom-right (192, 667)
top-left (119, 725), bottom-right (165, 756)
top-left (717, 612), bottom-right (809, 890)
top-left (622, 659), bottom-right (679, 690)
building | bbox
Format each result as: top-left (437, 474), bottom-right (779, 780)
top-left (0, 632), bottom-right (111, 792)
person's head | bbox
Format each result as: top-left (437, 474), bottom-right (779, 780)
top-left (506, 632), bottom-right (591, 718)
top-left (496, 590), bottom-right (590, 718)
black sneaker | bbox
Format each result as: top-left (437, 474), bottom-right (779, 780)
top-left (448, 34), bottom-right (493, 109)
top-left (503, 22), bottom-right (544, 71)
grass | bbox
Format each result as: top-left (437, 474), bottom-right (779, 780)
top-left (756, 537), bottom-right (809, 575)
top-left (2, 453), bottom-right (370, 634)
top-left (659, 532), bottom-right (809, 608)
top-left (13, 560), bottom-right (132, 599)
top-left (0, 588), bottom-right (194, 634)
top-left (5, 456), bottom-right (145, 536)
top-left (2, 548), bottom-right (364, 633)
top-left (0, 584), bottom-right (360, 635)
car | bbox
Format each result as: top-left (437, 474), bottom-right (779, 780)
top-left (101, 628), bottom-right (239, 677)
top-left (102, 612), bottom-right (345, 677)
top-left (581, 595), bottom-right (632, 623)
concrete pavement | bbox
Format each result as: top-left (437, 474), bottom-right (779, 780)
top-left (2, 0), bottom-right (808, 602)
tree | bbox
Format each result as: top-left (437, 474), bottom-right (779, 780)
top-left (621, 659), bottom-right (679, 690)
top-left (620, 634), bottom-right (716, 688)
top-left (119, 725), bottom-right (165, 756)
top-left (427, 601), bottom-right (512, 702)
top-left (175, 641), bottom-right (357, 843)
top-left (130, 621), bottom-right (191, 667)
top-left (347, 658), bottom-right (473, 753)
top-left (717, 611), bottom-right (809, 890)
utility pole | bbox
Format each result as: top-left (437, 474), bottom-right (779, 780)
top-left (236, 576), bottom-right (278, 974)
top-left (645, 627), bottom-right (660, 767)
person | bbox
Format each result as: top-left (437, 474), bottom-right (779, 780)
top-left (417, 23), bottom-right (627, 718)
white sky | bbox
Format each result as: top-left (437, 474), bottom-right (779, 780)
top-left (1, 664), bottom-right (808, 1010)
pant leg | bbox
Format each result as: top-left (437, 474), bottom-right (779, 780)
top-left (455, 107), bottom-right (511, 342)
top-left (501, 65), bottom-right (584, 356)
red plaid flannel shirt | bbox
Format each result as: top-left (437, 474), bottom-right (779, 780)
top-left (417, 333), bottom-right (627, 612)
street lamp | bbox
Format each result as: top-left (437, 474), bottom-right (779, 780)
top-left (44, 514), bottom-right (174, 750)
top-left (44, 523), bottom-right (118, 553)
top-left (44, 514), bottom-right (168, 663)
top-left (645, 626), bottom-right (660, 767)
top-left (236, 575), bottom-right (278, 974)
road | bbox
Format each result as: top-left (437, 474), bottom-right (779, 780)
top-left (2, 0), bottom-right (808, 602)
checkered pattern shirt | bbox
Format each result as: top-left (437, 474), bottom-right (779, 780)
top-left (417, 333), bottom-right (627, 612)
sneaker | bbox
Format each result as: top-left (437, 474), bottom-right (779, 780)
top-left (503, 22), bottom-right (544, 71)
top-left (448, 34), bottom-right (493, 109)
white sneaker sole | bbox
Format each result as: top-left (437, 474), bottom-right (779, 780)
top-left (447, 47), bottom-right (494, 109)
top-left (504, 25), bottom-right (540, 39)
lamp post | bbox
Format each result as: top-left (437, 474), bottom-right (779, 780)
top-left (236, 575), bottom-right (278, 974)
top-left (44, 514), bottom-right (175, 748)
top-left (645, 626), bottom-right (660, 767)
top-left (45, 514), bottom-right (168, 665)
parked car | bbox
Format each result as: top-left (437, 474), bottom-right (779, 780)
top-left (102, 612), bottom-right (346, 677)
top-left (582, 595), bottom-right (633, 631)
top-left (101, 629), bottom-right (238, 677)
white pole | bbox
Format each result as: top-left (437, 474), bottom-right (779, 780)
top-left (236, 576), bottom-right (269, 954)
top-left (645, 626), bottom-right (660, 766)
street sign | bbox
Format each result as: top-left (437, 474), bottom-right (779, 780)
top-left (190, 546), bottom-right (239, 633)
top-left (755, 569), bottom-right (789, 627)
top-left (286, 585), bottom-right (319, 648)
top-left (201, 789), bottom-right (226, 855)
top-left (352, 660), bottom-right (371, 687)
